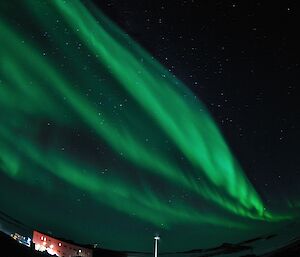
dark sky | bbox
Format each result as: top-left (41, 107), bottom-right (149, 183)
top-left (94, 0), bottom-right (300, 204)
top-left (0, 0), bottom-right (299, 254)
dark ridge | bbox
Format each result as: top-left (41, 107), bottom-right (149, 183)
top-left (238, 234), bottom-right (277, 245)
top-left (261, 239), bottom-right (300, 257)
top-left (94, 247), bottom-right (128, 257)
top-left (204, 242), bottom-right (252, 253)
top-left (239, 237), bottom-right (265, 244)
top-left (0, 230), bottom-right (48, 257)
top-left (264, 234), bottom-right (277, 240)
top-left (162, 242), bottom-right (253, 254)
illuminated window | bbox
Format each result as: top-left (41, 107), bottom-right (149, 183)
top-left (79, 249), bottom-right (82, 253)
top-left (58, 242), bottom-right (62, 246)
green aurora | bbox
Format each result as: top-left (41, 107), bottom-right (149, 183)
top-left (0, 0), bottom-right (298, 252)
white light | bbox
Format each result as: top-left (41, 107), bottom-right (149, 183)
top-left (154, 236), bottom-right (160, 240)
top-left (47, 247), bottom-right (56, 255)
top-left (50, 244), bottom-right (54, 249)
top-left (58, 243), bottom-right (62, 246)
top-left (36, 245), bottom-right (46, 252)
top-left (79, 249), bottom-right (82, 253)
top-left (41, 236), bottom-right (44, 240)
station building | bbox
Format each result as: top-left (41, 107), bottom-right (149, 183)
top-left (32, 230), bottom-right (93, 257)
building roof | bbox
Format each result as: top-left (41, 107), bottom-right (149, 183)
top-left (33, 230), bottom-right (94, 249)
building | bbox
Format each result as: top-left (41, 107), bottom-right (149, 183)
top-left (10, 232), bottom-right (31, 247)
top-left (32, 230), bottom-right (93, 257)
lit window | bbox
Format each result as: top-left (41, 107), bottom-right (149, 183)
top-left (79, 249), bottom-right (82, 253)
top-left (58, 243), bottom-right (62, 246)
top-left (50, 244), bottom-right (54, 248)
top-left (41, 236), bottom-right (44, 240)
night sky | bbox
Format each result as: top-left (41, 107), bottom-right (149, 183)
top-left (0, 0), bottom-right (299, 253)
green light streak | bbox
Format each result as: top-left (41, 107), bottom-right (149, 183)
top-left (48, 0), bottom-right (265, 217)
top-left (0, 125), bottom-right (247, 229)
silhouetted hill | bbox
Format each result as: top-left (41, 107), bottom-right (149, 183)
top-left (261, 238), bottom-right (300, 257)
top-left (94, 247), bottom-right (127, 257)
top-left (0, 230), bottom-right (48, 257)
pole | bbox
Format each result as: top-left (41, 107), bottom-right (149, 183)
top-left (154, 236), bottom-right (160, 257)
